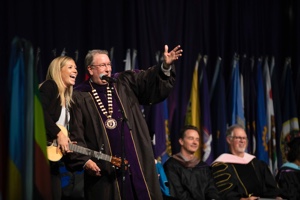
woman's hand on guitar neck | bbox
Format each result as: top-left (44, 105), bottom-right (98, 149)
top-left (57, 130), bottom-right (71, 153)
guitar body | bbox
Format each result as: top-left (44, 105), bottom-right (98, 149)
top-left (47, 125), bottom-right (68, 162)
top-left (47, 125), bottom-right (127, 168)
top-left (47, 144), bottom-right (63, 161)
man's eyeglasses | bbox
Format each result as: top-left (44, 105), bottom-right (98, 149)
top-left (231, 136), bottom-right (247, 141)
top-left (91, 63), bottom-right (111, 68)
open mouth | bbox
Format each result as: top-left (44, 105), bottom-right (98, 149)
top-left (70, 75), bottom-right (76, 79)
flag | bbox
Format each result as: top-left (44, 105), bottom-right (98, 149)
top-left (263, 57), bottom-right (277, 175)
top-left (7, 37), bottom-right (52, 200)
top-left (110, 47), bottom-right (116, 74)
top-left (296, 60), bottom-right (300, 121)
top-left (270, 56), bottom-right (283, 167)
top-left (161, 100), bottom-right (172, 164)
top-left (280, 58), bottom-right (299, 162)
top-left (240, 56), bottom-right (256, 154)
top-left (228, 55), bottom-right (245, 127)
top-left (124, 49), bottom-right (131, 71)
top-left (0, 106), bottom-right (4, 200)
top-left (0, 101), bottom-right (4, 200)
top-left (199, 56), bottom-right (213, 164)
top-left (132, 49), bottom-right (139, 70)
top-left (148, 99), bottom-right (172, 164)
top-left (34, 78), bottom-right (52, 199)
top-left (24, 39), bottom-right (35, 200)
top-left (7, 37), bottom-right (26, 200)
top-left (185, 55), bottom-right (201, 159)
top-left (255, 59), bottom-right (269, 164)
top-left (34, 49), bottom-right (52, 200)
top-left (60, 48), bottom-right (66, 56)
top-left (149, 100), bottom-right (167, 159)
top-left (210, 57), bottom-right (227, 158)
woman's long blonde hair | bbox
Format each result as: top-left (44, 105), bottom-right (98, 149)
top-left (44, 56), bottom-right (75, 108)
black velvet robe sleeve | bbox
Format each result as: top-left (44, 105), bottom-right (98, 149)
top-left (255, 160), bottom-right (281, 198)
top-left (66, 91), bottom-right (109, 171)
top-left (115, 63), bottom-right (176, 105)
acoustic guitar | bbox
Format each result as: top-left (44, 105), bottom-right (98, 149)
top-left (47, 125), bottom-right (128, 168)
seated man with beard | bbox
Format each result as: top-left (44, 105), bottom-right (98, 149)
top-left (211, 124), bottom-right (282, 200)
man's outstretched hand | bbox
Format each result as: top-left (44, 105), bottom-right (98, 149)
top-left (163, 45), bottom-right (183, 68)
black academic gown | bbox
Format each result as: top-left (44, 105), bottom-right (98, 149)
top-left (276, 163), bottom-right (300, 200)
top-left (212, 156), bottom-right (281, 200)
top-left (164, 155), bottom-right (220, 200)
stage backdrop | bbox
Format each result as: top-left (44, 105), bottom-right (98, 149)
top-left (1, 1), bottom-right (300, 198)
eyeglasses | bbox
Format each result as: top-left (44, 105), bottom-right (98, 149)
top-left (231, 136), bottom-right (247, 141)
top-left (91, 63), bottom-right (111, 68)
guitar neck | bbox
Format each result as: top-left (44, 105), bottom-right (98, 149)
top-left (69, 143), bottom-right (112, 162)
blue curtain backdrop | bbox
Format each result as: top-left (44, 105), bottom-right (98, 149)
top-left (2, 0), bottom-right (300, 198)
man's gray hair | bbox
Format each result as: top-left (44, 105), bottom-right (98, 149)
top-left (226, 124), bottom-right (245, 137)
top-left (85, 49), bottom-right (109, 69)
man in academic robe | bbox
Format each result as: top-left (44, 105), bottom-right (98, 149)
top-left (164, 125), bottom-right (220, 200)
top-left (276, 137), bottom-right (300, 200)
top-left (211, 124), bottom-right (282, 200)
top-left (66, 45), bottom-right (183, 200)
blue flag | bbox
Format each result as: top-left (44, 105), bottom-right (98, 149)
top-left (228, 55), bottom-right (245, 127)
top-left (8, 37), bottom-right (25, 200)
top-left (255, 59), bottom-right (269, 164)
top-left (210, 57), bottom-right (227, 158)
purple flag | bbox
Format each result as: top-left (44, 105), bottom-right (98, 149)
top-left (199, 56), bottom-right (213, 164)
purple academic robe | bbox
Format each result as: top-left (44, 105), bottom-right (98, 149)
top-left (66, 64), bottom-right (175, 200)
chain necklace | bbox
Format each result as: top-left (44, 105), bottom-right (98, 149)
top-left (89, 81), bottom-right (117, 129)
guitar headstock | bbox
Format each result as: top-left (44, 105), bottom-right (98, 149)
top-left (111, 156), bottom-right (128, 168)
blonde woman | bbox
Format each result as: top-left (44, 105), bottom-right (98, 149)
top-left (39, 56), bottom-right (77, 200)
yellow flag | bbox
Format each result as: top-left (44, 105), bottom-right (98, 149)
top-left (185, 57), bottom-right (201, 159)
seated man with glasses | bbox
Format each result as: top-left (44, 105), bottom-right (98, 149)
top-left (211, 124), bottom-right (282, 200)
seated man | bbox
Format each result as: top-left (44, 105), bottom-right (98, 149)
top-left (163, 125), bottom-right (220, 200)
top-left (211, 124), bottom-right (282, 200)
top-left (276, 137), bottom-right (300, 200)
